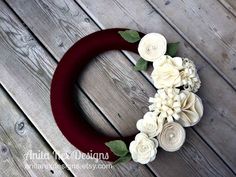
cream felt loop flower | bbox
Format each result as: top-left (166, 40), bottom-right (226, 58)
top-left (180, 58), bottom-right (201, 93)
top-left (136, 112), bottom-right (162, 138)
top-left (129, 133), bottom-right (158, 164)
top-left (149, 88), bottom-right (182, 123)
top-left (151, 55), bottom-right (183, 89)
top-left (158, 122), bottom-right (186, 152)
top-left (178, 91), bottom-right (204, 127)
top-left (138, 33), bottom-right (167, 62)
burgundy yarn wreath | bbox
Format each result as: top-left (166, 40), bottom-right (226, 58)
top-left (50, 28), bottom-right (144, 161)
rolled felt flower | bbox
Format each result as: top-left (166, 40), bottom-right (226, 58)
top-left (136, 112), bottom-right (162, 138)
top-left (129, 133), bottom-right (158, 164)
top-left (158, 122), bottom-right (186, 152)
top-left (138, 33), bottom-right (167, 62)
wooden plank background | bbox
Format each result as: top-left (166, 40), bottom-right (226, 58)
top-left (0, 0), bottom-right (235, 176)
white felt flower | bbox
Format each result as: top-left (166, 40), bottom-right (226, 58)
top-left (149, 88), bottom-right (182, 123)
top-left (138, 33), bottom-right (167, 62)
top-left (178, 91), bottom-right (204, 127)
top-left (136, 112), bottom-right (162, 138)
top-left (158, 122), bottom-right (186, 152)
top-left (180, 58), bottom-right (201, 93)
top-left (151, 55), bottom-right (183, 89)
top-left (129, 133), bottom-right (158, 164)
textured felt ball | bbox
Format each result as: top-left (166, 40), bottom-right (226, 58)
top-left (50, 28), bottom-right (143, 161)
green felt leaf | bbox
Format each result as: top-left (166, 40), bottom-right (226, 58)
top-left (113, 153), bottom-right (132, 165)
top-left (166, 42), bottom-right (180, 57)
top-left (134, 58), bottom-right (148, 71)
top-left (118, 30), bottom-right (141, 43)
top-left (105, 140), bottom-right (129, 157)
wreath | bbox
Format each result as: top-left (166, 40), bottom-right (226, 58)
top-left (50, 28), bottom-right (203, 165)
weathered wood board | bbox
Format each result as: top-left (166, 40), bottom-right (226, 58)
top-left (0, 0), bottom-right (235, 176)
top-left (147, 0), bottom-right (236, 89)
top-left (218, 0), bottom-right (236, 16)
top-left (0, 86), bottom-right (71, 177)
top-left (2, 0), bottom-right (236, 176)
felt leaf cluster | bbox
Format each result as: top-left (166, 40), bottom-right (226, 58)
top-left (118, 30), bottom-right (141, 43)
top-left (134, 58), bottom-right (148, 71)
top-left (167, 42), bottom-right (180, 57)
top-left (105, 140), bottom-right (131, 165)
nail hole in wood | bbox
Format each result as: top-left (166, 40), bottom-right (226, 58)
top-left (15, 119), bottom-right (26, 136)
top-left (0, 144), bottom-right (9, 159)
top-left (165, 0), bottom-right (170, 5)
top-left (50, 170), bottom-right (54, 174)
top-left (84, 18), bottom-right (90, 23)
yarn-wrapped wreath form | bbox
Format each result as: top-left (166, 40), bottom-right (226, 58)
top-left (50, 29), bottom-right (141, 161)
top-left (51, 28), bottom-right (203, 164)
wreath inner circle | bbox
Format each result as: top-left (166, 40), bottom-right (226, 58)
top-left (50, 28), bottom-right (142, 161)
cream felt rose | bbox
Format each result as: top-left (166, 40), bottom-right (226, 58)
top-left (178, 91), bottom-right (203, 127)
top-left (136, 112), bottom-right (162, 138)
top-left (138, 33), bottom-right (167, 62)
top-left (129, 133), bottom-right (158, 164)
top-left (151, 55), bottom-right (183, 89)
top-left (158, 122), bottom-right (185, 152)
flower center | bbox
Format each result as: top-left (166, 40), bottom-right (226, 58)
top-left (146, 45), bottom-right (157, 54)
top-left (139, 144), bottom-right (149, 153)
top-left (169, 133), bottom-right (175, 140)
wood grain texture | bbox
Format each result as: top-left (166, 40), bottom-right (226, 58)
top-left (0, 1), bottom-right (155, 177)
top-left (4, 0), bottom-right (235, 176)
top-left (147, 0), bottom-right (236, 89)
top-left (0, 86), bottom-right (71, 177)
top-left (218, 0), bottom-right (236, 17)
top-left (75, 0), bottom-right (236, 172)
